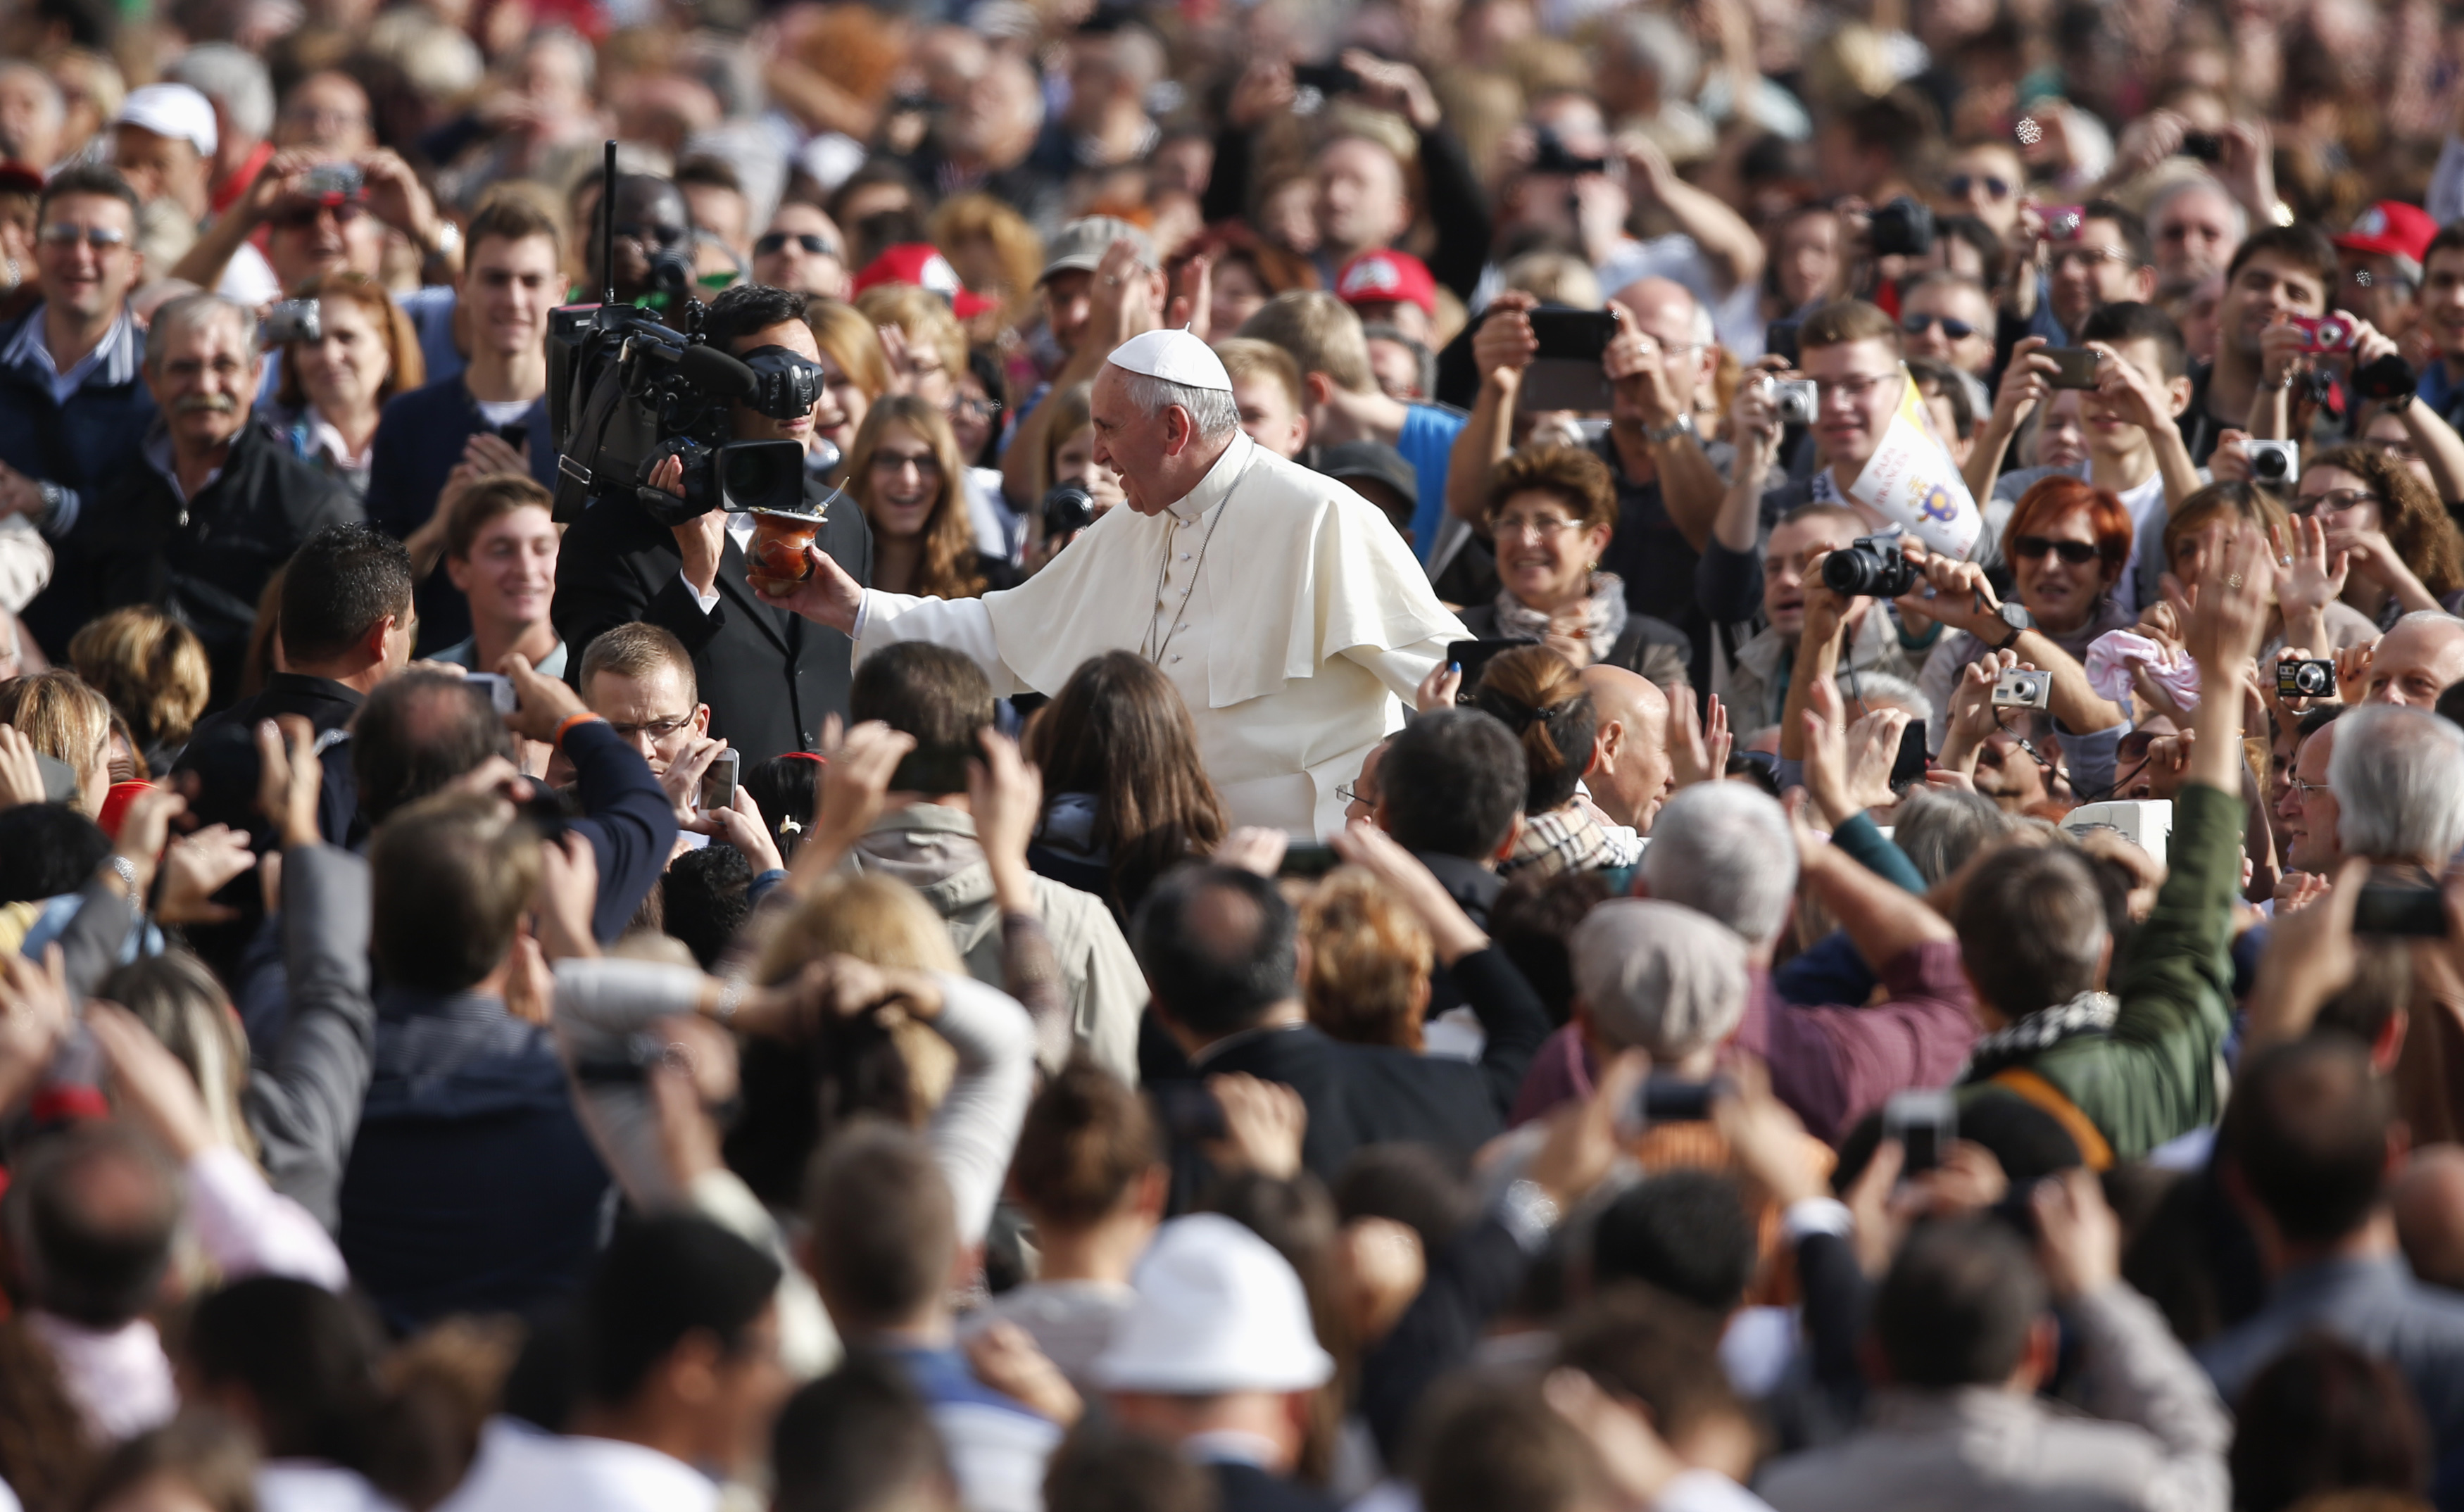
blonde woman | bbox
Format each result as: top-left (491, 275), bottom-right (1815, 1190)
top-left (68, 606), bottom-right (213, 771)
top-left (0, 668), bottom-right (111, 815)
top-left (805, 298), bottom-right (894, 481)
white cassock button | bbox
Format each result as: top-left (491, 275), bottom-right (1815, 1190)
top-left (1171, 655), bottom-right (1183, 663)
top-left (1177, 623), bottom-right (1189, 632)
top-left (1180, 553), bottom-right (1191, 561)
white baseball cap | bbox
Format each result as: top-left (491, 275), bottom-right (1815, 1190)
top-left (1089, 1215), bottom-right (1336, 1394)
top-left (114, 83), bottom-right (218, 159)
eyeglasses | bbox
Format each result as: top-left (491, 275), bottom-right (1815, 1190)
top-left (2296, 489), bottom-right (2381, 515)
top-left (1902, 312), bottom-right (1979, 340)
top-left (39, 222), bottom-right (127, 248)
top-left (948, 395), bottom-right (1003, 422)
top-left (2010, 535), bottom-right (2102, 564)
top-left (2287, 776), bottom-right (2332, 799)
top-left (871, 451), bottom-right (941, 476)
top-left (1947, 173), bottom-right (2013, 201)
top-left (1336, 783), bottom-right (1362, 806)
top-left (1492, 515), bottom-right (1585, 540)
top-left (607, 714), bottom-right (695, 743)
top-left (755, 232), bottom-right (841, 258)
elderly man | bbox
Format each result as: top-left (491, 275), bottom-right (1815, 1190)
top-left (0, 61), bottom-right (63, 170)
top-left (2358, 612), bottom-right (2464, 707)
top-left (768, 318), bottom-right (1463, 831)
top-left (0, 165), bottom-right (151, 618)
top-left (2147, 175), bottom-right (2246, 285)
top-left (1578, 664), bottom-right (1672, 835)
top-left (42, 292), bottom-right (357, 700)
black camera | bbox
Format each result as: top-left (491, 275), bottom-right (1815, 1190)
top-left (2353, 353), bottom-right (2419, 403)
top-left (548, 305), bottom-right (816, 527)
top-left (1867, 196), bottom-right (1936, 258)
top-left (1822, 534), bottom-right (1920, 598)
top-left (2277, 658), bottom-right (2336, 698)
top-left (1530, 127), bottom-right (1609, 177)
top-left (1041, 483), bottom-right (1098, 541)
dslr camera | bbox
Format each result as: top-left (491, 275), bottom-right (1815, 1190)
top-left (1041, 483), bottom-right (1098, 542)
top-left (1530, 127), bottom-right (1609, 177)
top-left (1866, 196), bottom-right (1935, 258)
top-left (1821, 533), bottom-right (1920, 598)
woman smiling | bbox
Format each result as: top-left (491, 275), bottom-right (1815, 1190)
top-left (1455, 445), bottom-right (1689, 687)
top-left (843, 396), bottom-right (1015, 600)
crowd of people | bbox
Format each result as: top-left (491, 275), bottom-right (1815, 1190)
top-left (14, 0), bottom-right (2464, 1508)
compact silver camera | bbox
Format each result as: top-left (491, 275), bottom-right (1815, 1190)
top-left (1771, 378), bottom-right (1818, 427)
top-left (2246, 439), bottom-right (2299, 486)
top-left (260, 298), bottom-right (322, 346)
top-left (1991, 668), bottom-right (2052, 710)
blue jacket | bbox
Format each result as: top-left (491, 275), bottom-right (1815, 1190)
top-left (0, 303), bottom-right (154, 527)
top-left (363, 374), bottom-right (558, 655)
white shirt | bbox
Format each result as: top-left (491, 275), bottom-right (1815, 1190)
top-left (853, 433), bottom-right (1464, 834)
top-left (681, 515), bottom-right (760, 613)
top-left (438, 1419), bottom-right (717, 1512)
top-left (2, 305), bottom-right (133, 405)
top-left (2109, 468), bottom-right (2171, 619)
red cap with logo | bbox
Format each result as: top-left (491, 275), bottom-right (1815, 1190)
top-left (2334, 201), bottom-right (2437, 266)
top-left (852, 243), bottom-right (998, 319)
top-left (1334, 249), bottom-right (1438, 316)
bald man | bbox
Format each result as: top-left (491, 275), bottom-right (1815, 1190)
top-left (2397, 1147), bottom-right (2464, 1294)
top-left (2361, 612), bottom-right (2464, 707)
top-left (1581, 664), bottom-right (1674, 835)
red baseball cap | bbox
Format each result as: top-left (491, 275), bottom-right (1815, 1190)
top-left (1335, 249), bottom-right (1438, 317)
top-left (2334, 201), bottom-right (2437, 267)
top-left (852, 244), bottom-right (999, 319)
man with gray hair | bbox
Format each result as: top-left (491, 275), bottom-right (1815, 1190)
top-left (763, 325), bottom-right (1466, 834)
top-left (45, 291), bottom-right (356, 700)
top-left (1519, 779), bottom-right (1976, 1138)
top-left (0, 61), bottom-right (65, 170)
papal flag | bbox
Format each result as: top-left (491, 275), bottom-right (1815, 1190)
top-left (1846, 365), bottom-right (1985, 560)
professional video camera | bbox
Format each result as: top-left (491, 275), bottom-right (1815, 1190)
top-left (547, 143), bottom-right (822, 527)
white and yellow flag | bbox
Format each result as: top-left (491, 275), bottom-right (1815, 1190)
top-left (1845, 367), bottom-right (1985, 560)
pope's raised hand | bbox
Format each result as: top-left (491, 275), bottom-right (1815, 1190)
top-left (756, 545), bottom-right (865, 634)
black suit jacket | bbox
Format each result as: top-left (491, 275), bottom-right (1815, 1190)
top-left (1209, 1463), bottom-right (1339, 1512)
top-left (552, 476), bottom-right (871, 766)
top-left (1161, 949), bottom-right (1550, 1209)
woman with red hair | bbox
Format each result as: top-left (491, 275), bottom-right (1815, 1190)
top-left (1916, 474), bottom-right (2137, 723)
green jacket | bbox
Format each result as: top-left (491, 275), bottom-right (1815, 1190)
top-left (1960, 782), bottom-right (2239, 1164)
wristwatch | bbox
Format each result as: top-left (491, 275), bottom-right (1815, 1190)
top-left (1992, 600), bottom-right (2030, 650)
top-left (423, 220), bottom-right (462, 262)
top-left (1644, 412), bottom-right (1695, 446)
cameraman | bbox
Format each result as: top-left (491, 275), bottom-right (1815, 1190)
top-left (584, 174), bottom-right (699, 328)
top-left (554, 283), bottom-right (874, 766)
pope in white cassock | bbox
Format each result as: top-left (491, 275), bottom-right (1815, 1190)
top-left (757, 329), bottom-right (1467, 834)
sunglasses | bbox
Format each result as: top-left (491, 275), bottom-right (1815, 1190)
top-left (1901, 312), bottom-right (1978, 340)
top-left (39, 223), bottom-right (127, 247)
top-left (2010, 535), bottom-right (2102, 564)
top-left (755, 232), bottom-right (840, 258)
top-left (272, 200), bottom-right (366, 229)
top-left (616, 222), bottom-right (689, 246)
top-left (1947, 173), bottom-right (2013, 200)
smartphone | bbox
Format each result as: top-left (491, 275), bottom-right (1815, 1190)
top-left (1277, 842), bottom-right (1342, 880)
top-left (1884, 1088), bottom-right (1957, 1176)
top-left (2180, 130), bottom-right (2224, 163)
top-left (1764, 318), bottom-right (1802, 367)
top-left (2353, 883), bottom-right (2448, 937)
top-left (1445, 638), bottom-right (1525, 705)
top-left (464, 672), bottom-right (517, 715)
top-left (1518, 307), bottom-right (1621, 412)
top-left (1890, 718), bottom-right (1929, 790)
top-left (2045, 347), bottom-right (2103, 389)
top-left (1626, 1073), bottom-right (1732, 1127)
top-left (1291, 61), bottom-right (1362, 97)
top-left (699, 748), bottom-right (740, 812)
top-left (888, 743), bottom-right (973, 797)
